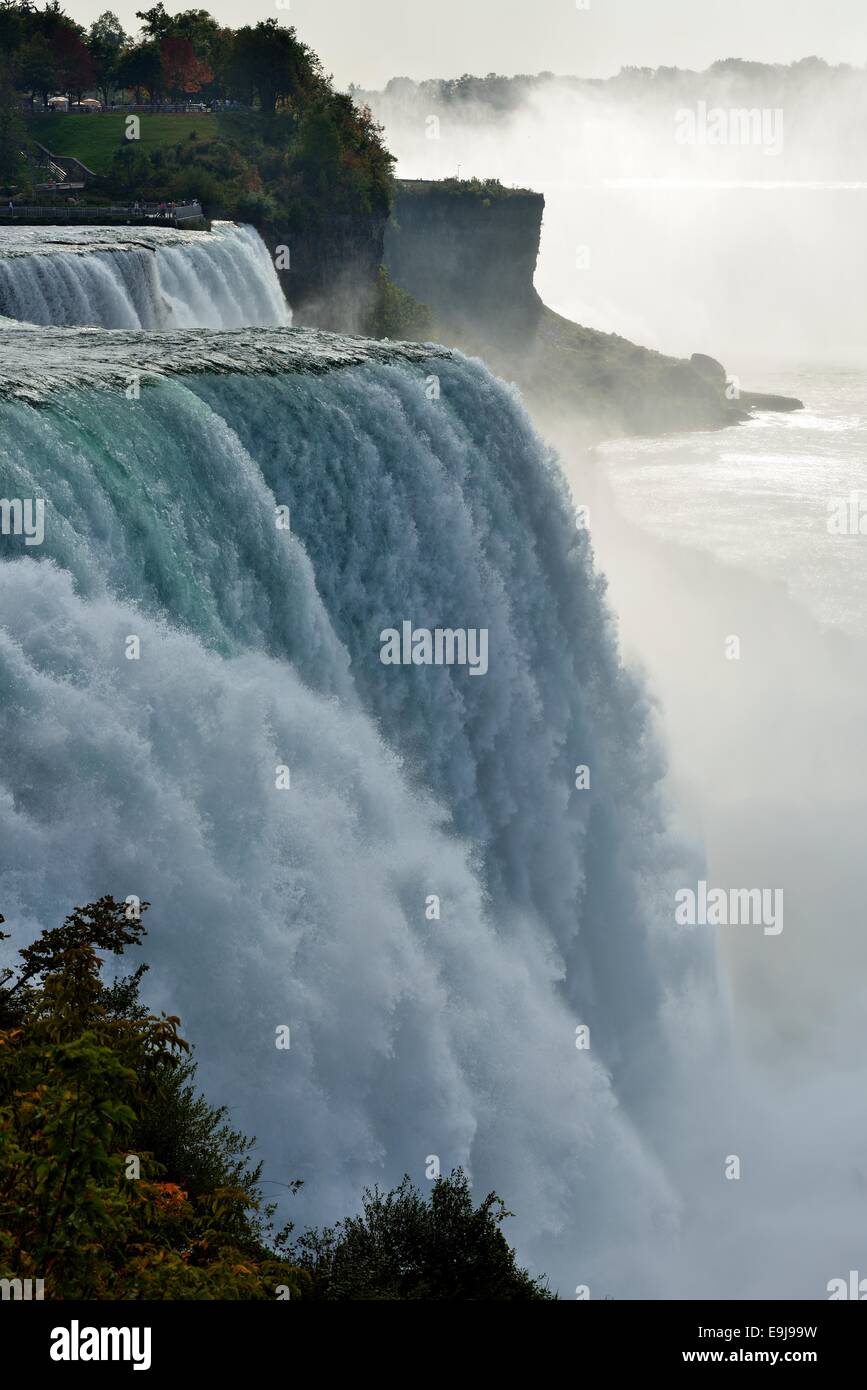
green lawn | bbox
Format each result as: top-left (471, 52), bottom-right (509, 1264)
top-left (28, 113), bottom-right (220, 175)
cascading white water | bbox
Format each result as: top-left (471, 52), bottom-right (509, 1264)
top-left (2, 229), bottom-right (861, 1300)
top-left (0, 314), bottom-right (721, 1295)
top-left (0, 222), bottom-right (290, 329)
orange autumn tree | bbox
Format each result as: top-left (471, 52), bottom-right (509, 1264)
top-left (0, 897), bottom-right (304, 1300)
top-left (159, 36), bottom-right (212, 100)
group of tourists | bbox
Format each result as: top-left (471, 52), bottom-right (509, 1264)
top-left (124, 200), bottom-right (178, 219)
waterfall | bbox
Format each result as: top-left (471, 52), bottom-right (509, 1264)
top-left (11, 222), bottom-right (864, 1301)
top-left (0, 310), bottom-right (723, 1294)
top-left (60, 210), bottom-right (867, 1306)
top-left (0, 222), bottom-right (290, 330)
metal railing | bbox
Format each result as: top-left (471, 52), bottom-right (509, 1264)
top-left (22, 104), bottom-right (214, 116)
top-left (0, 201), bottom-right (204, 225)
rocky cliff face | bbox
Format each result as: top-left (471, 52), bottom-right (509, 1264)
top-left (385, 181), bottom-right (544, 339)
top-left (263, 211), bottom-right (387, 334)
top-left (384, 180), bottom-right (801, 438)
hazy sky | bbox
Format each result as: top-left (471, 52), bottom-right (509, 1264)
top-left (70, 0), bottom-right (867, 91)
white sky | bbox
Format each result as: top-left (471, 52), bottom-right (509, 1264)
top-left (66, 0), bottom-right (867, 91)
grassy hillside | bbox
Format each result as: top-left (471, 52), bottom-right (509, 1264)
top-left (29, 113), bottom-right (219, 173)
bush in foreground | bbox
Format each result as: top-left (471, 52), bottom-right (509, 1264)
top-left (0, 898), bottom-right (553, 1300)
top-left (294, 1170), bottom-right (554, 1300)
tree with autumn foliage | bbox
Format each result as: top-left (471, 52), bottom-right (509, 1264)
top-left (49, 23), bottom-right (94, 102)
top-left (159, 35), bottom-right (212, 101)
top-left (0, 898), bottom-right (305, 1300)
top-left (0, 897), bottom-right (554, 1300)
top-left (0, 1), bottom-right (94, 108)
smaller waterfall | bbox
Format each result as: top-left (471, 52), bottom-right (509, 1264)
top-left (0, 222), bottom-right (290, 330)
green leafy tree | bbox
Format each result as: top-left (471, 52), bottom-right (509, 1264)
top-left (295, 99), bottom-right (341, 186)
top-left (16, 34), bottom-right (58, 109)
top-left (165, 7), bottom-right (222, 62)
top-left (134, 3), bottom-right (173, 42)
top-left (292, 1170), bottom-right (555, 1300)
top-left (88, 11), bottom-right (129, 107)
top-left (229, 20), bottom-right (320, 115)
top-left (109, 142), bottom-right (152, 192)
top-left (115, 41), bottom-right (162, 104)
top-left (90, 9), bottom-right (129, 48)
top-left (0, 62), bottom-right (26, 184)
top-left (0, 1), bottom-right (26, 58)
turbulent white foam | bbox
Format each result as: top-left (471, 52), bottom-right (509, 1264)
top-left (0, 222), bottom-right (290, 330)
